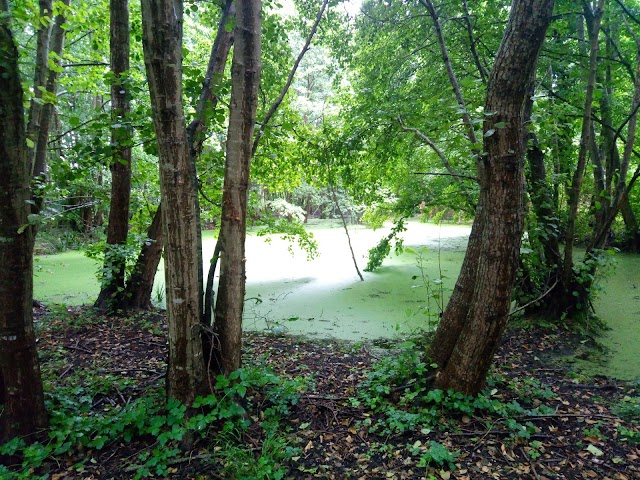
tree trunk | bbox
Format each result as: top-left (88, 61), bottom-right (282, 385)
top-left (528, 135), bottom-right (561, 269)
top-left (141, 0), bottom-right (204, 403)
top-left (123, 204), bottom-right (163, 310)
top-left (620, 199), bottom-right (640, 251)
top-left (461, 0), bottom-right (488, 84)
top-left (95, 0), bottom-right (132, 311)
top-left (420, 0), bottom-right (479, 149)
top-left (0, 19), bottom-right (48, 440)
top-left (32, 0), bottom-right (70, 184)
top-left (187, 0), bottom-right (234, 162)
top-left (25, 0), bottom-right (52, 172)
top-left (430, 0), bottom-right (555, 396)
top-left (126, 1), bottom-right (234, 314)
top-left (561, 0), bottom-right (604, 300)
top-left (213, 0), bottom-right (261, 375)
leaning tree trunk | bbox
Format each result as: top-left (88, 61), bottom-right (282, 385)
top-left (431, 0), bottom-right (555, 396)
top-left (0, 20), bottom-right (48, 439)
top-left (122, 203), bottom-right (163, 310)
top-left (212, 0), bottom-right (261, 375)
top-left (95, 0), bottom-right (132, 311)
top-left (141, 0), bottom-right (204, 403)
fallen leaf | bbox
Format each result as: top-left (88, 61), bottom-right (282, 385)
top-left (586, 444), bottom-right (604, 457)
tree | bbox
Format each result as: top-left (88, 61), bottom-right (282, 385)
top-left (94, 0), bottom-right (132, 311)
top-left (516, 0), bottom-right (640, 321)
top-left (141, 0), bottom-right (205, 403)
top-left (0, 11), bottom-right (48, 439)
top-left (121, 0), bottom-right (234, 313)
top-left (212, 0), bottom-right (262, 374)
top-left (430, 0), bottom-right (555, 395)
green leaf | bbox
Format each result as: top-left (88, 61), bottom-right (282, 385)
top-left (586, 444), bottom-right (604, 457)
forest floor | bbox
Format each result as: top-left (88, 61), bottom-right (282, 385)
top-left (17, 306), bottom-right (640, 479)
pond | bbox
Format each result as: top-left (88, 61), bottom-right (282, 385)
top-left (34, 220), bottom-right (640, 380)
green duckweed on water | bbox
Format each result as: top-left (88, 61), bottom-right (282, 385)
top-left (34, 220), bottom-right (640, 380)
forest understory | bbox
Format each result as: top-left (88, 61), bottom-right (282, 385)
top-left (3, 305), bottom-right (636, 480)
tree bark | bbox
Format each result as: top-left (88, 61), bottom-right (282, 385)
top-left (141, 0), bottom-right (204, 403)
top-left (213, 0), bottom-right (261, 375)
top-left (95, 0), bottom-right (132, 311)
top-left (430, 0), bottom-right (555, 396)
top-left (122, 204), bottom-right (163, 310)
top-left (126, 1), bottom-right (234, 313)
top-left (0, 19), bottom-right (48, 439)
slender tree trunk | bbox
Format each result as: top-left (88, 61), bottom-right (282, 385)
top-left (461, 0), bottom-right (488, 84)
top-left (0, 19), bottom-right (48, 440)
top-left (123, 204), bottom-right (163, 310)
top-left (331, 187), bottom-right (364, 281)
top-left (141, 0), bottom-right (204, 403)
top-left (25, 0), bottom-right (52, 172)
top-left (562, 0), bottom-right (604, 296)
top-left (95, 0), bottom-right (132, 311)
top-left (251, 0), bottom-right (328, 156)
top-left (591, 41), bottom-right (640, 251)
top-left (187, 0), bottom-right (234, 330)
top-left (420, 0), bottom-right (480, 149)
top-left (620, 200), bottom-right (640, 250)
top-left (528, 134), bottom-right (561, 268)
top-left (431, 0), bottom-right (555, 395)
top-left (213, 0), bottom-right (261, 375)
top-left (187, 0), bottom-right (234, 162)
top-left (32, 0), bottom-right (70, 184)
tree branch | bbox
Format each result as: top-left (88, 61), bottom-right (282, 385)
top-left (251, 0), bottom-right (329, 156)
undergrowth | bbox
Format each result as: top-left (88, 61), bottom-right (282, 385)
top-left (0, 366), bottom-right (306, 479)
top-left (350, 338), bottom-right (558, 473)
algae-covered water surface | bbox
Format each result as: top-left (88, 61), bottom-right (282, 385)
top-left (242, 221), bottom-right (469, 340)
top-left (591, 253), bottom-right (640, 380)
top-left (34, 220), bottom-right (640, 380)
